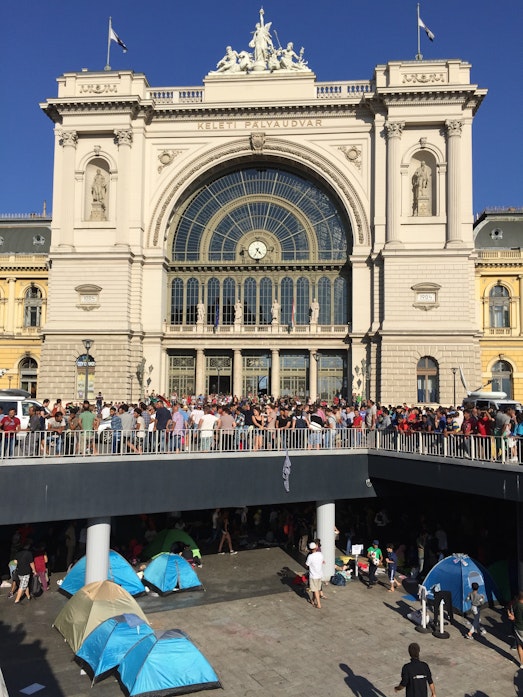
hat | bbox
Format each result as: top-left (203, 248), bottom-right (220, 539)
top-left (372, 539), bottom-right (379, 546)
top-left (308, 542), bottom-right (317, 550)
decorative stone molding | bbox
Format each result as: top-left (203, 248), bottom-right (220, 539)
top-left (419, 137), bottom-right (427, 149)
top-left (445, 120), bottom-right (463, 137)
top-left (93, 145), bottom-right (101, 156)
top-left (402, 72), bottom-right (447, 84)
top-left (114, 129), bottom-right (133, 146)
top-left (338, 145), bottom-right (362, 170)
top-left (58, 130), bottom-right (78, 148)
top-left (157, 150), bottom-right (182, 173)
top-left (75, 283), bottom-right (102, 311)
top-left (411, 282), bottom-right (441, 311)
top-left (384, 121), bottom-right (404, 139)
top-left (78, 83), bottom-right (118, 95)
top-left (250, 131), bottom-right (266, 153)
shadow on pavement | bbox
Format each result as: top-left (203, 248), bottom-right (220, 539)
top-left (340, 663), bottom-right (388, 696)
top-left (0, 618), bottom-right (66, 696)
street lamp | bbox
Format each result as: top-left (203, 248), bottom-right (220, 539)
top-left (312, 352), bottom-right (322, 401)
top-left (451, 367), bottom-right (458, 407)
top-left (82, 338), bottom-right (94, 401)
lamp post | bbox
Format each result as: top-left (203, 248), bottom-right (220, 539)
top-left (313, 352), bottom-right (322, 401)
top-left (82, 338), bottom-right (94, 401)
top-left (451, 367), bottom-right (458, 407)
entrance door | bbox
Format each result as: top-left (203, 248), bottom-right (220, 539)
top-left (208, 375), bottom-right (231, 395)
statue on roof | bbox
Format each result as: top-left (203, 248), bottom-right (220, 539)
top-left (249, 8), bottom-right (274, 68)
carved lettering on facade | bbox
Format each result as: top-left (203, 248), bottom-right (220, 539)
top-left (78, 84), bottom-right (118, 94)
top-left (402, 73), bottom-right (446, 84)
top-left (196, 118), bottom-right (322, 131)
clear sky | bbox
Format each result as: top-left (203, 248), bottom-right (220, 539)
top-left (2, 0), bottom-right (522, 216)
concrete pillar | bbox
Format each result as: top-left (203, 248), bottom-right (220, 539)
top-left (195, 349), bottom-right (205, 396)
top-left (271, 348), bottom-right (280, 398)
top-left (114, 129), bottom-right (133, 246)
top-left (85, 517), bottom-right (111, 585)
top-left (233, 349), bottom-right (242, 398)
top-left (316, 500), bottom-right (336, 581)
top-left (57, 129), bottom-right (78, 248)
top-left (309, 349), bottom-right (318, 402)
top-left (445, 120), bottom-right (463, 246)
top-left (384, 121), bottom-right (404, 247)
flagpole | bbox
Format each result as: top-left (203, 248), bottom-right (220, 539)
top-left (415, 4), bottom-right (423, 61)
top-left (105, 16), bottom-right (112, 71)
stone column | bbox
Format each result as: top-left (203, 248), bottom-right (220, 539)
top-left (233, 349), bottom-right (242, 398)
top-left (309, 349), bottom-right (318, 403)
top-left (518, 276), bottom-right (523, 336)
top-left (445, 120), bottom-right (463, 246)
top-left (85, 517), bottom-right (111, 585)
top-left (6, 279), bottom-right (16, 334)
top-left (57, 130), bottom-right (78, 248)
top-left (195, 349), bottom-right (205, 396)
top-left (271, 349), bottom-right (280, 398)
top-left (316, 500), bottom-right (336, 581)
top-left (384, 121), bottom-right (404, 247)
top-left (114, 129), bottom-right (133, 246)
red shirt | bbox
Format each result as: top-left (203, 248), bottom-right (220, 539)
top-left (1, 415), bottom-right (20, 434)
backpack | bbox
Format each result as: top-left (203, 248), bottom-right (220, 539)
top-left (330, 572), bottom-right (347, 586)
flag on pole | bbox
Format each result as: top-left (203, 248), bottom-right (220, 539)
top-left (214, 304), bottom-right (220, 328)
top-left (282, 450), bottom-right (292, 492)
top-left (110, 26), bottom-right (128, 52)
top-left (418, 17), bottom-right (435, 41)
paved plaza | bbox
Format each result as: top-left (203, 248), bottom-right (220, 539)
top-left (1, 547), bottom-right (521, 697)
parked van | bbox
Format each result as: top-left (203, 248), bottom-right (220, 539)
top-left (462, 396), bottom-right (523, 413)
top-left (0, 389), bottom-right (43, 431)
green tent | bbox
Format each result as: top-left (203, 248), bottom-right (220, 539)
top-left (143, 529), bottom-right (201, 560)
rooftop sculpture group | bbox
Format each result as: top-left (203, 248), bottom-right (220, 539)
top-left (211, 8), bottom-right (310, 75)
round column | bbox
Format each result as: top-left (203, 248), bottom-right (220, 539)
top-left (233, 349), bottom-right (242, 398)
top-left (384, 121), bottom-right (404, 247)
top-left (195, 349), bottom-right (205, 396)
top-left (445, 120), bottom-right (463, 246)
top-left (316, 500), bottom-right (336, 581)
top-left (270, 349), bottom-right (280, 399)
top-left (309, 349), bottom-right (318, 403)
top-left (114, 129), bottom-right (133, 246)
top-left (85, 517), bottom-right (111, 585)
top-left (57, 129), bottom-right (78, 248)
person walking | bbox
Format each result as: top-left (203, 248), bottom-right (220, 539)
top-left (217, 511), bottom-right (237, 555)
top-left (508, 591), bottom-right (523, 669)
top-left (465, 582), bottom-right (486, 638)
top-left (395, 642), bottom-right (436, 697)
top-left (366, 539), bottom-right (382, 588)
top-left (385, 543), bottom-right (401, 592)
top-left (306, 541), bottom-right (325, 609)
top-left (13, 544), bottom-right (35, 604)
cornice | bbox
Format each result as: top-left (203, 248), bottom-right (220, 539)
top-left (370, 86), bottom-right (487, 115)
top-left (41, 97), bottom-right (150, 123)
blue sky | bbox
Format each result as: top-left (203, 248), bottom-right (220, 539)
top-left (1, 0), bottom-right (522, 216)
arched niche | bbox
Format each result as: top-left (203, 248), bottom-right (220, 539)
top-left (85, 158), bottom-right (110, 221)
top-left (409, 151), bottom-right (436, 217)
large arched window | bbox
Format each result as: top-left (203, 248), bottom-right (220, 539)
top-left (417, 357), bottom-right (439, 403)
top-left (170, 279), bottom-right (183, 325)
top-left (317, 277), bottom-right (331, 325)
top-left (489, 285), bottom-right (510, 328)
top-left (334, 277), bottom-right (347, 325)
top-left (244, 278), bottom-right (256, 325)
top-left (24, 285), bottom-right (42, 327)
top-left (207, 278), bottom-right (219, 325)
top-left (19, 356), bottom-right (38, 396)
top-left (491, 360), bottom-right (513, 398)
top-left (281, 277), bottom-right (294, 326)
top-left (186, 278), bottom-right (199, 324)
top-left (222, 277), bottom-right (236, 325)
top-left (296, 277), bottom-right (309, 325)
top-left (259, 278), bottom-right (272, 325)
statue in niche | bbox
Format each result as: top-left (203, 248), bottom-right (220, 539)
top-left (234, 300), bottom-right (243, 324)
top-left (271, 298), bottom-right (280, 324)
top-left (90, 168), bottom-right (108, 221)
top-left (309, 298), bottom-right (320, 324)
top-left (412, 160), bottom-right (432, 216)
top-left (196, 302), bottom-right (205, 324)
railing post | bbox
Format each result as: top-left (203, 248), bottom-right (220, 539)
top-left (376, 430), bottom-right (381, 450)
top-left (470, 435), bottom-right (476, 461)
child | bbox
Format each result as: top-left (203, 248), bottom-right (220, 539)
top-left (385, 543), bottom-right (401, 592)
top-left (465, 582), bottom-right (486, 638)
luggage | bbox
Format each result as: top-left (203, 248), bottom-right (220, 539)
top-left (31, 574), bottom-right (43, 597)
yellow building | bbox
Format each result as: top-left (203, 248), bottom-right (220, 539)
top-left (474, 208), bottom-right (523, 402)
top-left (0, 214), bottom-right (50, 396)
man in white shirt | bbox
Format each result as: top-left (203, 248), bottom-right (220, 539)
top-left (305, 541), bottom-right (325, 609)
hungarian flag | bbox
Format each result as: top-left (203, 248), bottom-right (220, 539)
top-left (418, 17), bottom-right (435, 41)
top-left (110, 26), bottom-right (128, 52)
top-left (214, 304), bottom-right (220, 328)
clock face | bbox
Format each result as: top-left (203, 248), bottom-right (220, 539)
top-left (248, 240), bottom-right (267, 260)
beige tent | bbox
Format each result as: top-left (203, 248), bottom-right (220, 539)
top-left (53, 580), bottom-right (148, 653)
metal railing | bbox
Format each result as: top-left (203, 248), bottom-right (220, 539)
top-left (0, 428), bottom-right (521, 465)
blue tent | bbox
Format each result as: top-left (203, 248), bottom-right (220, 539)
top-left (76, 613), bottom-right (154, 684)
top-left (422, 554), bottom-right (499, 613)
top-left (61, 550), bottom-right (145, 597)
top-left (142, 553), bottom-right (203, 596)
top-left (117, 629), bottom-right (221, 696)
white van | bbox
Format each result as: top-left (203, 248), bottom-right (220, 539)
top-left (462, 397), bottom-right (522, 412)
top-left (0, 389), bottom-right (43, 431)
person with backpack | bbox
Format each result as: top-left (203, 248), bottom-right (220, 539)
top-left (465, 582), bottom-right (486, 639)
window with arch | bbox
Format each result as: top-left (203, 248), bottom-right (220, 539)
top-left (19, 356), bottom-right (38, 396)
top-left (222, 278), bottom-right (236, 325)
top-left (24, 285), bottom-right (43, 327)
top-left (489, 285), bottom-right (510, 328)
top-left (170, 279), bottom-right (183, 325)
top-left (186, 278), bottom-right (199, 324)
top-left (281, 277), bottom-right (294, 326)
top-left (317, 277), bottom-right (331, 325)
top-left (207, 278), bottom-right (219, 325)
top-left (417, 357), bottom-right (439, 403)
top-left (491, 360), bottom-right (513, 398)
top-left (244, 278), bottom-right (256, 325)
top-left (334, 277), bottom-right (347, 325)
top-left (259, 278), bottom-right (272, 325)
top-left (296, 277), bottom-right (309, 325)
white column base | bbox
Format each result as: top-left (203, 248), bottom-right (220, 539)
top-left (85, 517), bottom-right (111, 585)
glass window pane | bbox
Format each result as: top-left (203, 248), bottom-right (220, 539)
top-left (244, 278), bottom-right (256, 325)
top-left (296, 277), bottom-right (309, 325)
top-left (334, 277), bottom-right (347, 325)
top-left (259, 278), bottom-right (272, 325)
top-left (186, 278), bottom-right (199, 324)
top-left (170, 279), bottom-right (183, 325)
top-left (317, 277), bottom-right (331, 325)
top-left (207, 278), bottom-right (219, 325)
top-left (281, 278), bottom-right (294, 326)
top-left (222, 277), bottom-right (236, 325)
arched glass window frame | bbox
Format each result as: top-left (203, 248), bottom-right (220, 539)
top-left (317, 276), bottom-right (331, 325)
top-left (491, 359), bottom-right (513, 398)
top-left (186, 277), bottom-right (199, 324)
top-left (24, 285), bottom-right (43, 328)
top-left (416, 356), bottom-right (439, 403)
top-left (296, 277), bottom-right (309, 325)
top-left (259, 277), bottom-right (272, 325)
top-left (222, 277), bottom-right (236, 325)
top-left (170, 278), bottom-right (183, 325)
top-left (207, 278), bottom-right (220, 325)
top-left (488, 284), bottom-right (510, 329)
top-left (243, 277), bottom-right (257, 326)
top-left (281, 277), bottom-right (294, 327)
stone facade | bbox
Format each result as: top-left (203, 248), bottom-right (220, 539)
top-left (38, 30), bottom-right (486, 404)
